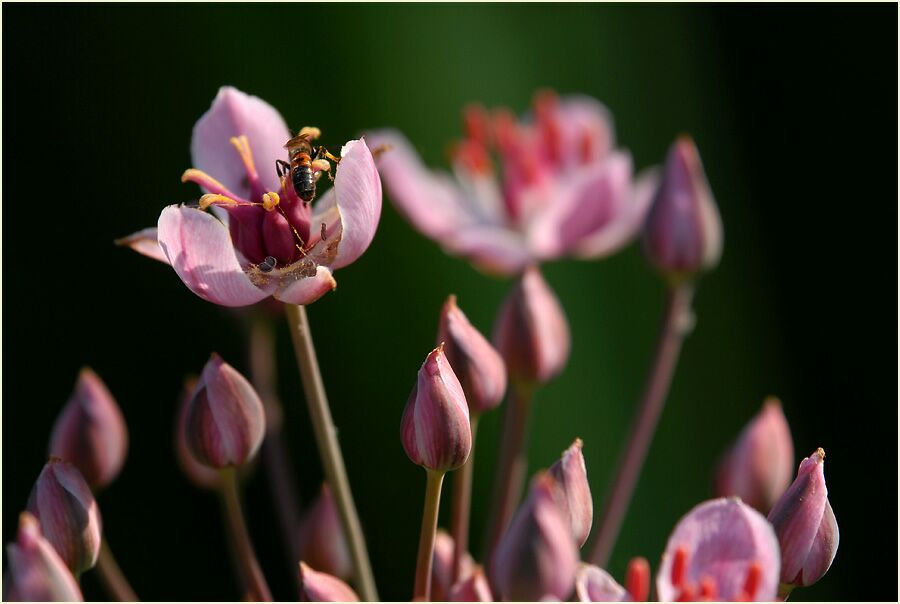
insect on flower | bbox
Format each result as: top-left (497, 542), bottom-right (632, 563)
top-left (276, 127), bottom-right (341, 204)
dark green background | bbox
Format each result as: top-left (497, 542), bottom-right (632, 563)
top-left (4, 4), bottom-right (896, 601)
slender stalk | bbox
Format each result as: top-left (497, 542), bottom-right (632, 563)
top-left (414, 470), bottom-right (446, 601)
top-left (450, 415), bottom-right (479, 583)
top-left (220, 467), bottom-right (273, 601)
top-left (248, 316), bottom-right (303, 572)
top-left (483, 382), bottom-right (534, 564)
top-left (95, 538), bottom-right (138, 602)
top-left (589, 283), bottom-right (695, 567)
top-left (284, 304), bottom-right (379, 601)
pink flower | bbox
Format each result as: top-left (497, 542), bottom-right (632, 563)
top-left (119, 86), bottom-right (382, 307)
top-left (368, 90), bottom-right (656, 275)
top-left (297, 483), bottom-right (352, 581)
top-left (549, 438), bottom-right (593, 548)
top-left (432, 529), bottom-right (476, 601)
top-left (656, 498), bottom-right (780, 601)
top-left (3, 513), bottom-right (83, 602)
top-left (298, 561), bottom-right (359, 602)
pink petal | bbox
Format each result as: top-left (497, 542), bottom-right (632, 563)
top-left (575, 564), bottom-right (628, 602)
top-left (115, 227), bottom-right (169, 264)
top-left (329, 138), bottom-right (382, 270)
top-left (366, 129), bottom-right (478, 240)
top-left (273, 265), bottom-right (336, 305)
top-left (191, 86), bottom-right (290, 198)
top-left (445, 226), bottom-right (533, 276)
top-left (157, 205), bottom-right (271, 307)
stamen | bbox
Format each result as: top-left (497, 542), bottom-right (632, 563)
top-left (625, 557), bottom-right (650, 602)
top-left (698, 576), bottom-right (717, 601)
top-left (579, 129), bottom-right (595, 165)
top-left (453, 139), bottom-right (492, 174)
top-left (492, 109), bottom-right (519, 155)
top-left (320, 222), bottom-right (328, 241)
top-left (463, 103), bottom-right (491, 147)
top-left (371, 144), bottom-right (393, 159)
top-left (742, 562), bottom-right (762, 600)
top-left (229, 135), bottom-right (259, 182)
top-left (534, 89), bottom-right (562, 165)
top-left (261, 192), bottom-right (280, 211)
top-left (675, 581), bottom-right (696, 602)
top-left (199, 194), bottom-right (241, 210)
top-left (310, 159), bottom-right (331, 173)
top-left (671, 546), bottom-right (689, 588)
top-left (299, 126), bottom-right (321, 140)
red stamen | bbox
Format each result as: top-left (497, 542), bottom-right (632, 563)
top-left (453, 140), bottom-right (492, 175)
top-left (492, 109), bottom-right (519, 155)
top-left (742, 562), bottom-right (763, 600)
top-left (463, 104), bottom-right (491, 147)
top-left (534, 89), bottom-right (561, 165)
top-left (671, 546), bottom-right (689, 588)
top-left (698, 576), bottom-right (717, 601)
top-left (625, 557), bottom-right (650, 602)
top-left (579, 129), bottom-right (594, 164)
top-left (675, 581), bottom-right (696, 602)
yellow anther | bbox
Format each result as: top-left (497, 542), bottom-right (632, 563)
top-left (299, 126), bottom-right (321, 140)
top-left (181, 168), bottom-right (228, 189)
top-left (310, 158), bottom-right (332, 173)
top-left (199, 194), bottom-right (239, 210)
top-left (261, 191), bottom-right (280, 211)
top-left (229, 135), bottom-right (258, 179)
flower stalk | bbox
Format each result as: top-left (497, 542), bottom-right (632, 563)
top-left (414, 470), bottom-right (446, 600)
top-left (590, 282), bottom-right (694, 567)
top-left (284, 303), bottom-right (378, 601)
top-left (449, 414), bottom-right (479, 582)
top-left (219, 468), bottom-right (272, 601)
top-left (95, 539), bottom-right (138, 602)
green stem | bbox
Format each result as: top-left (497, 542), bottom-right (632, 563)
top-left (95, 538), bottom-right (138, 601)
top-left (414, 470), bottom-right (446, 601)
top-left (589, 283), bottom-right (695, 567)
top-left (450, 415), bottom-right (479, 583)
top-left (284, 304), bottom-right (379, 601)
top-left (220, 467), bottom-right (273, 601)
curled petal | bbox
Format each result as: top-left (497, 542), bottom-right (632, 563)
top-left (115, 227), bottom-right (169, 264)
top-left (575, 564), bottom-right (628, 602)
top-left (191, 86), bottom-right (290, 197)
top-left (366, 129), bottom-right (477, 240)
top-left (330, 139), bottom-right (383, 269)
top-left (299, 562), bottom-right (359, 602)
top-left (157, 205), bottom-right (271, 307)
top-left (273, 265), bottom-right (337, 305)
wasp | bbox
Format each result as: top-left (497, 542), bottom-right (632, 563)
top-left (276, 127), bottom-right (340, 204)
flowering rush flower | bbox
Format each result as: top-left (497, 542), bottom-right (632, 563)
top-left (368, 90), bottom-right (656, 275)
top-left (119, 86), bottom-right (382, 307)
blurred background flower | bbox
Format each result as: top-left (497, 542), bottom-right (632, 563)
top-left (3, 4), bottom-right (894, 600)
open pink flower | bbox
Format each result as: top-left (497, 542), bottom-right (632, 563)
top-left (367, 90), bottom-right (656, 275)
top-left (119, 86), bottom-right (382, 307)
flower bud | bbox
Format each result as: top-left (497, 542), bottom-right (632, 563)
top-left (448, 566), bottom-right (493, 602)
top-left (26, 459), bottom-right (102, 575)
top-left (297, 483), bottom-right (352, 580)
top-left (3, 512), bottom-right (83, 602)
top-left (715, 398), bottom-right (794, 513)
top-left (767, 448), bottom-right (838, 588)
top-left (438, 295), bottom-right (507, 415)
top-left (642, 136), bottom-right (723, 280)
top-left (575, 564), bottom-right (626, 602)
top-left (298, 561), bottom-right (359, 602)
top-left (183, 354), bottom-right (265, 468)
top-left (48, 368), bottom-right (128, 490)
top-left (491, 473), bottom-right (579, 601)
top-left (492, 266), bottom-right (570, 385)
top-left (432, 529), bottom-right (475, 601)
top-left (175, 377), bottom-right (221, 489)
top-left (656, 497), bottom-right (780, 601)
top-left (549, 438), bottom-right (593, 547)
top-left (401, 345), bottom-right (472, 472)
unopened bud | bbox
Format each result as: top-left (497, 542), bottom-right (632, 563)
top-left (48, 368), bottom-right (128, 490)
top-left (491, 473), bottom-right (579, 601)
top-left (175, 377), bottom-right (221, 489)
top-left (401, 346), bottom-right (472, 472)
top-left (548, 439), bottom-right (593, 547)
top-left (715, 398), bottom-right (794, 513)
top-left (438, 295), bottom-right (507, 415)
top-left (183, 354), bottom-right (265, 468)
top-left (767, 448), bottom-right (838, 589)
top-left (493, 266), bottom-right (570, 385)
top-left (26, 459), bottom-right (102, 574)
top-left (3, 512), bottom-right (84, 601)
top-left (432, 529), bottom-right (475, 601)
top-left (448, 566), bottom-right (492, 602)
top-left (298, 483), bottom-right (351, 580)
top-left (642, 136), bottom-right (722, 281)
top-left (298, 561), bottom-right (359, 602)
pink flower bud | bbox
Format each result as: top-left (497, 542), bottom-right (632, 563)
top-left (432, 529), bottom-right (475, 601)
top-left (26, 459), bottom-right (102, 575)
top-left (549, 438), bottom-right (593, 547)
top-left (48, 368), bottom-right (128, 490)
top-left (715, 398), bottom-right (794, 513)
top-left (492, 266), bottom-right (570, 385)
top-left (642, 136), bottom-right (722, 280)
top-left (175, 377), bottom-right (221, 490)
top-left (491, 473), bottom-right (579, 601)
top-left (3, 512), bottom-right (83, 601)
top-left (575, 558), bottom-right (649, 602)
top-left (297, 483), bottom-right (352, 581)
top-left (401, 345), bottom-right (472, 472)
top-left (438, 295), bottom-right (507, 415)
top-left (767, 448), bottom-right (838, 588)
top-left (448, 566), bottom-right (493, 602)
top-left (656, 497), bottom-right (780, 601)
top-left (183, 354), bottom-right (266, 468)
top-left (298, 561), bottom-right (359, 602)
